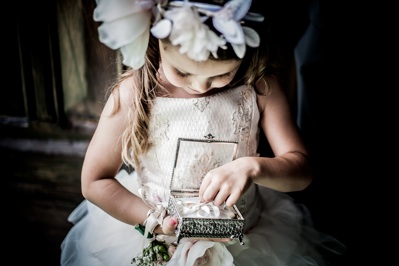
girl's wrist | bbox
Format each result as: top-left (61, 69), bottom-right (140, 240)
top-left (144, 206), bottom-right (166, 238)
top-left (135, 206), bottom-right (167, 238)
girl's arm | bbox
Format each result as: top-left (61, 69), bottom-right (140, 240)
top-left (81, 77), bottom-right (149, 226)
top-left (253, 76), bottom-right (313, 192)
top-left (199, 76), bottom-right (312, 206)
top-left (80, 77), bottom-right (176, 234)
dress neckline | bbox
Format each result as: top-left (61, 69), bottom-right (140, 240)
top-left (155, 85), bottom-right (247, 100)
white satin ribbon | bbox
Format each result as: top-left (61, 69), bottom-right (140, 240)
top-left (176, 200), bottom-right (236, 219)
top-left (143, 205), bottom-right (166, 238)
top-left (137, 184), bottom-right (168, 249)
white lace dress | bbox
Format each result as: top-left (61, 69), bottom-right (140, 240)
top-left (60, 85), bottom-right (344, 266)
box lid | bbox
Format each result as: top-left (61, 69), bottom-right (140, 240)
top-left (170, 137), bottom-right (238, 195)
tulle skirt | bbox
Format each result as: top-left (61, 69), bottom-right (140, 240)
top-left (60, 170), bottom-right (345, 266)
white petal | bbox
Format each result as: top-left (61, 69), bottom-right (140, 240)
top-left (94, 0), bottom-right (153, 22)
top-left (120, 29), bottom-right (150, 69)
top-left (220, 0), bottom-right (252, 21)
top-left (211, 50), bottom-right (219, 59)
top-left (170, 32), bottom-right (194, 46)
top-left (150, 19), bottom-right (172, 39)
top-left (185, 241), bottom-right (215, 266)
top-left (98, 11), bottom-right (151, 49)
top-left (213, 18), bottom-right (244, 44)
top-left (167, 239), bottom-right (195, 266)
top-left (231, 43), bottom-right (246, 59)
top-left (206, 31), bottom-right (226, 52)
top-left (243, 26), bottom-right (260, 47)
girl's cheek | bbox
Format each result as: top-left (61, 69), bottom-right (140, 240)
top-left (167, 75), bottom-right (186, 88)
top-left (163, 69), bottom-right (183, 86)
top-left (213, 78), bottom-right (233, 88)
top-left (168, 78), bottom-right (182, 87)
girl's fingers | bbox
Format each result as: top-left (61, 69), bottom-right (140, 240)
top-left (199, 176), bottom-right (211, 200)
top-left (160, 216), bottom-right (178, 235)
top-left (202, 183), bottom-right (220, 203)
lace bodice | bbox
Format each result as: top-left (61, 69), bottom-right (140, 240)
top-left (138, 85), bottom-right (261, 217)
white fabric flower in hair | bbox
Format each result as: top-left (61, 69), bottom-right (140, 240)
top-left (151, 3), bottom-right (227, 62)
top-left (93, 0), bottom-right (262, 68)
top-left (213, 0), bottom-right (260, 58)
top-left (93, 0), bottom-right (154, 69)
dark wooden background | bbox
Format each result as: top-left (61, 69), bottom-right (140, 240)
top-left (2, 0), bottom-right (112, 264)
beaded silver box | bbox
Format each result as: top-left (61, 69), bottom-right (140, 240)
top-left (167, 138), bottom-right (245, 244)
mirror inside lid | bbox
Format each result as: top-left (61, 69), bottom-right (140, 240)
top-left (170, 137), bottom-right (238, 195)
top-left (168, 137), bottom-right (244, 244)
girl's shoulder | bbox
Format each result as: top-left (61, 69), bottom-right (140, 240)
top-left (255, 76), bottom-right (287, 112)
top-left (116, 74), bottom-right (136, 106)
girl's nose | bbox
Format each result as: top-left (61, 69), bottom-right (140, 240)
top-left (191, 79), bottom-right (211, 93)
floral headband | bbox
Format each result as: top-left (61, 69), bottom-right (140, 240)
top-left (93, 0), bottom-right (264, 69)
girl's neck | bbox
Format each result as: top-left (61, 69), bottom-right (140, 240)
top-left (157, 69), bottom-right (226, 99)
top-left (159, 80), bottom-right (229, 99)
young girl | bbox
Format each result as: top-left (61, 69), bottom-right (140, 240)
top-left (61, 0), bottom-right (344, 265)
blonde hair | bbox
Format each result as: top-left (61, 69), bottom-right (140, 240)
top-left (109, 25), bottom-right (281, 171)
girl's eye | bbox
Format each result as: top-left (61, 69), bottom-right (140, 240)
top-left (175, 69), bottom-right (231, 79)
top-left (219, 72), bottom-right (231, 79)
top-left (175, 70), bottom-right (189, 78)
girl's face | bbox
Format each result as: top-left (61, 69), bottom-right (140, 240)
top-left (159, 41), bottom-right (242, 97)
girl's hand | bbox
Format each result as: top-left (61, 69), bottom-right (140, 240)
top-left (199, 157), bottom-right (253, 207)
top-left (156, 215), bottom-right (178, 235)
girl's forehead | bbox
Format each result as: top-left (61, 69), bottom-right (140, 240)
top-left (160, 41), bottom-right (241, 76)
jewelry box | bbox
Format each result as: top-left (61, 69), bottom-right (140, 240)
top-left (167, 137), bottom-right (245, 244)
